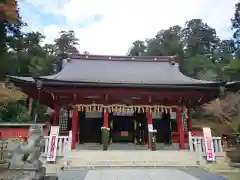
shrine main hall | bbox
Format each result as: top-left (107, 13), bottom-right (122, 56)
top-left (7, 55), bottom-right (226, 150)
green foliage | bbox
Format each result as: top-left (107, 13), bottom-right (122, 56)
top-left (183, 54), bottom-right (217, 80)
top-left (224, 60), bottom-right (240, 80)
top-left (1, 0), bottom-right (26, 78)
top-left (182, 19), bottom-right (219, 57)
top-left (0, 102), bottom-right (30, 122)
top-left (231, 2), bottom-right (240, 51)
top-left (54, 30), bottom-right (79, 59)
top-left (127, 40), bottom-right (146, 56)
top-left (128, 17), bottom-right (239, 81)
top-left (1, 2), bottom-right (81, 122)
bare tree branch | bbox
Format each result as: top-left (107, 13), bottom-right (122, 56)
top-left (203, 91), bottom-right (240, 131)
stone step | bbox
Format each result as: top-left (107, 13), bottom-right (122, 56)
top-left (64, 164), bottom-right (199, 169)
top-left (66, 160), bottom-right (200, 168)
top-left (66, 150), bottom-right (200, 168)
top-left (69, 151), bottom-right (198, 159)
top-left (67, 160), bottom-right (199, 164)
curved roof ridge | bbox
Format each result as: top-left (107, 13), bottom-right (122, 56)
top-left (70, 54), bottom-right (177, 62)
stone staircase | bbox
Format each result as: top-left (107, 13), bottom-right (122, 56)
top-left (75, 143), bottom-right (180, 151)
top-left (66, 150), bottom-right (200, 168)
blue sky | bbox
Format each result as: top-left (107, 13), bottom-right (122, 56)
top-left (19, 0), bottom-right (238, 55)
top-left (19, 1), bottom-right (103, 29)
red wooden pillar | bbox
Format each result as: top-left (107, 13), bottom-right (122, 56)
top-left (71, 107), bottom-right (78, 149)
top-left (147, 111), bottom-right (153, 149)
top-left (53, 105), bottom-right (60, 126)
top-left (187, 109), bottom-right (192, 132)
top-left (176, 108), bottom-right (185, 149)
top-left (76, 112), bottom-right (80, 144)
top-left (104, 110), bottom-right (108, 128)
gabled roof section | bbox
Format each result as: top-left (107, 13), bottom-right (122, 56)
top-left (7, 55), bottom-right (225, 88)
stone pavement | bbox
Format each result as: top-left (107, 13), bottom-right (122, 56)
top-left (58, 167), bottom-right (227, 180)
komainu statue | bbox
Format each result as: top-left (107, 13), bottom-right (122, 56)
top-left (8, 125), bottom-right (47, 180)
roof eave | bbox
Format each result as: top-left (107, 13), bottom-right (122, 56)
top-left (7, 75), bottom-right (225, 92)
top-left (6, 75), bottom-right (35, 84)
top-left (39, 79), bottom-right (224, 91)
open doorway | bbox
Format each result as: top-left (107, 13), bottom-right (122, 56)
top-left (82, 118), bottom-right (102, 143)
top-left (111, 116), bottom-right (135, 142)
top-left (80, 112), bottom-right (103, 143)
top-left (153, 112), bottom-right (172, 144)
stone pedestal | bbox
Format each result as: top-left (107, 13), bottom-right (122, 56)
top-left (6, 125), bottom-right (57, 180)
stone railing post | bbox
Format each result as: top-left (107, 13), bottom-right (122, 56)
top-left (197, 140), bottom-right (203, 165)
top-left (63, 140), bottom-right (69, 167)
top-left (68, 131), bottom-right (72, 151)
top-left (188, 131), bottom-right (193, 152)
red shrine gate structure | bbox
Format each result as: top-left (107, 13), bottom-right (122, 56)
top-left (7, 55), bottom-right (225, 150)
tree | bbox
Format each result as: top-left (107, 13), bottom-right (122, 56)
top-left (145, 26), bottom-right (183, 56)
top-left (147, 26), bottom-right (185, 71)
top-left (180, 19), bottom-right (223, 79)
top-left (54, 30), bottom-right (79, 59)
top-left (214, 40), bottom-right (236, 64)
top-left (127, 40), bottom-right (146, 56)
top-left (231, 2), bottom-right (240, 58)
top-left (1, 0), bottom-right (25, 78)
top-left (1, 0), bottom-right (19, 22)
top-left (156, 26), bottom-right (183, 56)
top-left (23, 32), bottom-right (54, 76)
top-left (7, 32), bottom-right (55, 76)
top-left (0, 4), bottom-right (84, 122)
top-left (203, 92), bottom-right (240, 133)
top-left (43, 44), bottom-right (57, 56)
top-left (183, 54), bottom-right (218, 80)
top-left (83, 51), bottom-right (90, 55)
top-left (145, 38), bottom-right (162, 56)
top-left (224, 59), bottom-right (240, 80)
top-left (182, 19), bottom-right (219, 57)
top-left (0, 82), bottom-right (26, 109)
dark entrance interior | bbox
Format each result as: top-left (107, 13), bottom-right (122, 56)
top-left (79, 112), bottom-right (103, 143)
top-left (77, 112), bottom-right (150, 144)
top-left (153, 112), bottom-right (172, 144)
top-left (110, 112), bottom-right (148, 143)
top-left (110, 115), bottom-right (134, 142)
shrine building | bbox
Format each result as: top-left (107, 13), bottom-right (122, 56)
top-left (7, 55), bottom-right (225, 150)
